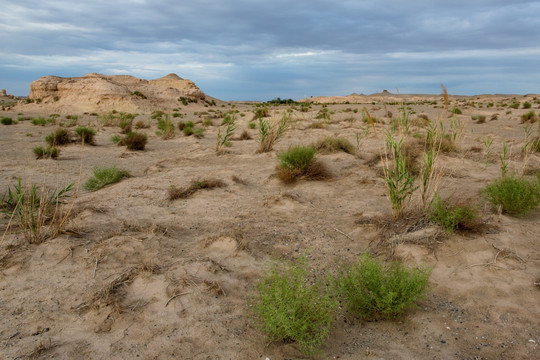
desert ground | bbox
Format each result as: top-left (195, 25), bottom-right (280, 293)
top-left (0, 91), bottom-right (539, 359)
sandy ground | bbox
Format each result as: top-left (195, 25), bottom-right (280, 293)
top-left (0, 95), bottom-right (539, 359)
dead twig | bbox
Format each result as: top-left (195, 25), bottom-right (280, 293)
top-left (331, 226), bottom-right (355, 241)
top-left (165, 291), bottom-right (192, 307)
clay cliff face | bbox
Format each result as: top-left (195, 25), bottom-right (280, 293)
top-left (27, 73), bottom-right (208, 113)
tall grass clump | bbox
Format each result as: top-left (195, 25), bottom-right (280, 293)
top-left (250, 257), bottom-right (338, 355)
top-left (83, 166), bottom-right (131, 192)
top-left (1, 178), bottom-right (74, 244)
top-left (156, 115), bottom-right (175, 139)
top-left (482, 175), bottom-right (540, 215)
top-left (216, 114), bottom-right (236, 152)
top-left (382, 134), bottom-right (417, 218)
top-left (1, 116), bottom-right (15, 125)
top-left (338, 254), bottom-right (431, 320)
top-left (257, 113), bottom-right (289, 153)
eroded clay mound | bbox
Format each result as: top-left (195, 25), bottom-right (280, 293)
top-left (27, 73), bottom-right (208, 113)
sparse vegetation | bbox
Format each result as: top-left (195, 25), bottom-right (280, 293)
top-left (1, 116), bottom-right (15, 125)
top-left (84, 166), bottom-right (131, 192)
top-left (257, 113), bottom-right (289, 153)
top-left (156, 115), bottom-right (175, 139)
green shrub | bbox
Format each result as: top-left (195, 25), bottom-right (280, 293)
top-left (520, 110), bottom-right (537, 123)
top-left (312, 136), bottom-right (355, 154)
top-left (1, 117), bottom-right (15, 125)
top-left (31, 117), bottom-right (47, 126)
top-left (482, 176), bottom-right (540, 215)
top-left (45, 128), bottom-right (71, 146)
top-left (121, 132), bottom-right (147, 151)
top-left (33, 146), bottom-right (60, 159)
top-left (509, 102), bottom-right (520, 109)
top-left (339, 254), bottom-right (431, 320)
top-left (429, 196), bottom-right (479, 232)
top-left (278, 145), bottom-right (316, 172)
top-left (84, 166), bottom-right (130, 191)
top-left (250, 257), bottom-right (337, 355)
top-left (451, 107), bottom-right (462, 115)
top-left (74, 126), bottom-right (97, 145)
top-left (523, 101), bottom-right (532, 109)
top-left (182, 126), bottom-right (194, 136)
top-left (193, 127), bottom-right (204, 138)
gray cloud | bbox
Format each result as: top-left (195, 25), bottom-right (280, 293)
top-left (1, 0), bottom-right (539, 99)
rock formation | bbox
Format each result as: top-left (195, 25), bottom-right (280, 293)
top-left (26, 73), bottom-right (210, 113)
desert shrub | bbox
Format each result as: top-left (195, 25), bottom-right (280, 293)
top-left (482, 175), bottom-right (540, 215)
top-left (253, 106), bottom-right (269, 119)
top-left (278, 145), bottom-right (316, 173)
top-left (312, 136), bottom-right (355, 155)
top-left (523, 101), bottom-right (532, 109)
top-left (84, 166), bottom-right (130, 191)
top-left (1, 117), bottom-right (15, 125)
top-left (429, 196), bottom-right (480, 232)
top-left (33, 146), bottom-right (60, 159)
top-left (338, 254), bottom-right (431, 320)
top-left (203, 118), bottom-right (213, 127)
top-left (193, 127), bottom-right (205, 138)
top-left (134, 120), bottom-right (149, 129)
top-left (248, 122), bottom-right (256, 129)
top-left (169, 178), bottom-right (226, 200)
top-left (111, 135), bottom-right (122, 144)
top-left (1, 178), bottom-right (74, 243)
top-left (74, 126), bottom-right (97, 145)
top-left (31, 117), bottom-right (47, 126)
top-left (239, 129), bottom-right (252, 140)
top-left (45, 128), bottom-right (71, 146)
top-left (509, 102), bottom-right (520, 109)
top-left (250, 257), bottom-right (338, 355)
top-left (121, 132), bottom-right (147, 151)
top-left (183, 126), bottom-right (194, 136)
top-left (118, 117), bottom-right (133, 134)
top-left (151, 110), bottom-right (165, 119)
top-left (130, 90), bottom-right (146, 99)
top-left (520, 110), bottom-right (537, 123)
top-left (276, 145), bottom-right (330, 183)
top-left (451, 107), bottom-right (462, 115)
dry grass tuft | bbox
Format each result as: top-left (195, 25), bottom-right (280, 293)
top-left (276, 161), bottom-right (331, 184)
top-left (312, 136), bottom-right (355, 155)
top-left (169, 178), bottom-right (227, 200)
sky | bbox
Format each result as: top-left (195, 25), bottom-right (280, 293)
top-left (1, 0), bottom-right (539, 101)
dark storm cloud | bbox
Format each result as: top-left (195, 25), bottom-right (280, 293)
top-left (1, 0), bottom-right (539, 99)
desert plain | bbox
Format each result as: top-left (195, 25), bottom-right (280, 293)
top-left (0, 75), bottom-right (539, 359)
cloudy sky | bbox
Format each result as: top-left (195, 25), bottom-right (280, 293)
top-left (1, 0), bottom-right (539, 100)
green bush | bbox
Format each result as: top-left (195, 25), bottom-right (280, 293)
top-left (250, 257), bottom-right (337, 355)
top-left (33, 146), bottom-right (60, 159)
top-left (45, 128), bottom-right (71, 146)
top-left (121, 132), bottom-right (147, 151)
top-left (1, 117), bottom-right (15, 125)
top-left (520, 110), bottom-right (537, 123)
top-left (31, 117), bottom-right (47, 126)
top-left (278, 145), bottom-right (316, 173)
top-left (339, 254), bottom-right (431, 320)
top-left (74, 126), bottom-right (97, 145)
top-left (523, 101), bottom-right (532, 109)
top-left (482, 176), bottom-right (540, 215)
top-left (156, 115), bottom-right (175, 139)
top-left (509, 102), bottom-right (520, 109)
top-left (451, 107), bottom-right (462, 115)
top-left (429, 196), bottom-right (479, 232)
top-left (84, 166), bottom-right (130, 191)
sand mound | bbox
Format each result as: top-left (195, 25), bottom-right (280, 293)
top-left (25, 73), bottom-right (209, 114)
